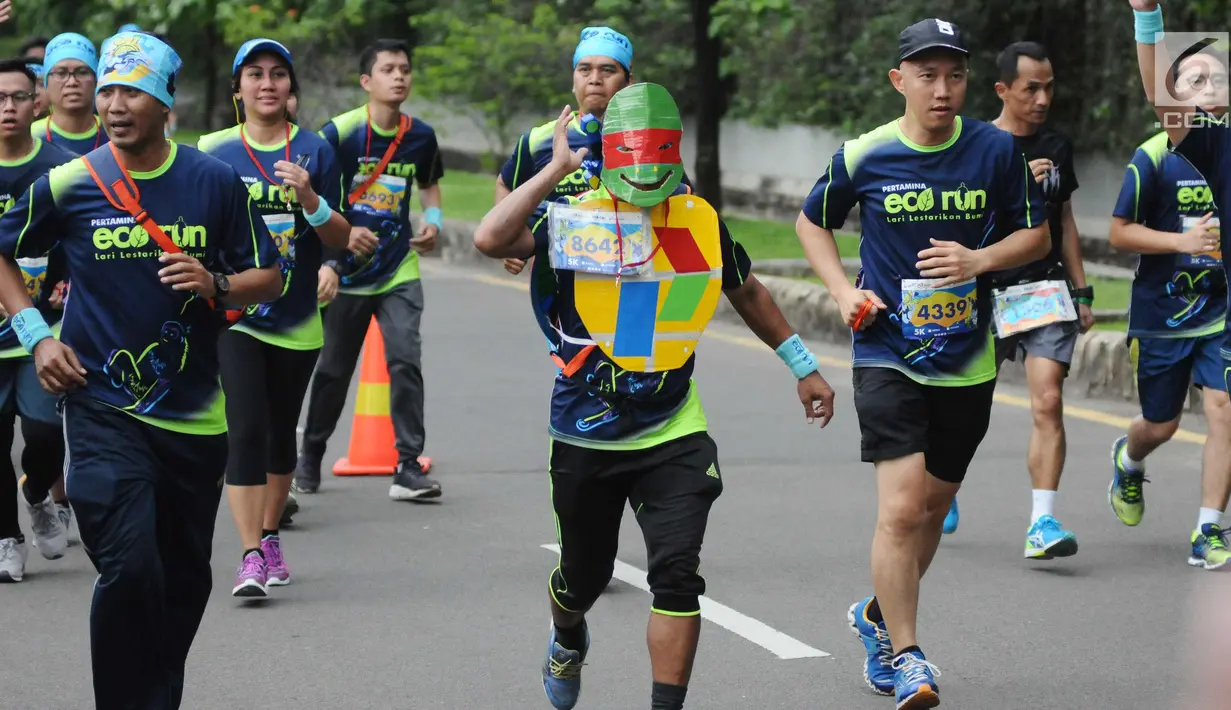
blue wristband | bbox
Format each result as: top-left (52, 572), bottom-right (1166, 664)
top-left (12, 307), bottom-right (52, 354)
top-left (1134, 7), bottom-right (1164, 44)
top-left (424, 206), bottom-right (443, 229)
top-left (305, 198), bottom-right (332, 228)
top-left (775, 334), bottom-right (819, 380)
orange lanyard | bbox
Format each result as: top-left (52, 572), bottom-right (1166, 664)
top-left (240, 122), bottom-right (292, 210)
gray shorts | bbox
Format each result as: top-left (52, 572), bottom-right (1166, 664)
top-left (995, 320), bottom-right (1079, 369)
top-left (0, 357), bottom-right (61, 424)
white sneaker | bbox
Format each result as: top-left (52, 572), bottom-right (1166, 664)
top-left (0, 537), bottom-right (28, 582)
top-left (26, 496), bottom-right (68, 560)
top-left (56, 503), bottom-right (79, 547)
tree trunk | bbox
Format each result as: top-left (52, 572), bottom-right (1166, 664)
top-left (203, 3), bottom-right (221, 131)
top-left (691, 0), bottom-right (724, 212)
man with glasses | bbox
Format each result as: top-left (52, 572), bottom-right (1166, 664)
top-left (0, 58), bottom-right (75, 583)
top-left (34, 33), bottom-right (108, 155)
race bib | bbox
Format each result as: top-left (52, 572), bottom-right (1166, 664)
top-left (263, 213), bottom-right (297, 261)
top-left (900, 278), bottom-right (978, 340)
top-left (991, 279), bottom-right (1076, 338)
top-left (547, 203), bottom-right (653, 276)
top-left (351, 173), bottom-right (405, 218)
top-left (16, 257), bottom-right (47, 300)
top-left (1180, 215), bottom-right (1222, 268)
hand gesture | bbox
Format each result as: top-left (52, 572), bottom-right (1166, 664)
top-left (275, 160), bottom-right (320, 213)
top-left (916, 239), bottom-right (987, 286)
top-left (504, 257), bottom-right (528, 275)
top-left (797, 371), bottom-right (835, 428)
top-left (1078, 302), bottom-right (1095, 334)
top-left (411, 222), bottom-right (438, 254)
top-left (0, 1), bottom-right (12, 24)
top-left (317, 265), bottom-right (339, 304)
top-left (49, 281), bottom-right (68, 310)
top-left (158, 253), bottom-right (215, 297)
top-left (837, 287), bottom-right (887, 331)
top-left (348, 226), bottom-right (379, 256)
top-left (33, 338), bottom-right (86, 394)
top-left (548, 105), bottom-right (588, 175)
top-left (1177, 212), bottom-right (1220, 254)
top-left (1028, 158), bottom-right (1055, 185)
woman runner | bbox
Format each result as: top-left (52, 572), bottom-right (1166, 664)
top-left (198, 38), bottom-right (350, 599)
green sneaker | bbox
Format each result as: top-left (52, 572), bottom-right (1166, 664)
top-left (1189, 524), bottom-right (1231, 570)
top-left (1109, 436), bottom-right (1148, 526)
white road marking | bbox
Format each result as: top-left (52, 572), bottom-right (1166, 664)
top-left (539, 544), bottom-right (829, 660)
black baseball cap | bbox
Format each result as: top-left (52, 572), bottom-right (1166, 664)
top-left (898, 18), bottom-right (969, 63)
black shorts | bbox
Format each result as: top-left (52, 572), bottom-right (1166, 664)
top-left (219, 330), bottom-right (320, 484)
top-left (852, 367), bottom-right (995, 484)
top-left (549, 432), bottom-right (723, 616)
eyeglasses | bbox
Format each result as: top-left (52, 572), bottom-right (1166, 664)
top-left (49, 67), bottom-right (94, 82)
top-left (0, 91), bottom-right (35, 106)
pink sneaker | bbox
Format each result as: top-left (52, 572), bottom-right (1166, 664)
top-left (262, 535), bottom-right (291, 586)
top-left (232, 551), bottom-right (267, 597)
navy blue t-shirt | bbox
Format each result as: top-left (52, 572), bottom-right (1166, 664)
top-left (31, 116), bottom-right (110, 156)
top-left (199, 124), bottom-right (343, 349)
top-left (0, 138), bottom-right (76, 356)
top-left (1113, 131), bottom-right (1226, 339)
top-left (802, 117), bottom-right (1045, 385)
top-left (1172, 111), bottom-right (1231, 358)
top-left (0, 143), bottom-right (280, 434)
top-left (320, 106), bottom-right (443, 294)
top-left (529, 183), bottom-right (751, 449)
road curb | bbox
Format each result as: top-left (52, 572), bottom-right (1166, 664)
top-left (432, 219), bottom-right (1202, 413)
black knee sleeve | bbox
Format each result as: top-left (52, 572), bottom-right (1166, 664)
top-left (549, 558), bottom-right (614, 614)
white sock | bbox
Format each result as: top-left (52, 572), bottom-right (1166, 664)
top-left (1198, 508), bottom-right (1223, 530)
top-left (1031, 490), bottom-right (1057, 524)
top-left (1118, 447), bottom-right (1145, 473)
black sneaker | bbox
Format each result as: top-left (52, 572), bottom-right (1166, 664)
top-left (280, 490), bottom-right (299, 527)
top-left (389, 460), bottom-right (442, 501)
top-left (293, 452), bottom-right (322, 494)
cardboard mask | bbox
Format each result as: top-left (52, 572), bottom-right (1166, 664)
top-left (600, 83), bottom-right (683, 207)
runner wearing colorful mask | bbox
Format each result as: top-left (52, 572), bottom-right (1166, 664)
top-left (0, 31), bottom-right (282, 705)
top-left (475, 83), bottom-right (835, 710)
top-left (199, 38), bottom-right (350, 599)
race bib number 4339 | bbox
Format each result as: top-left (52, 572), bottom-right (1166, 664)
top-left (900, 277), bottom-right (978, 340)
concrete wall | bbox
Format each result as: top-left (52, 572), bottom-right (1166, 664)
top-left (394, 99), bottom-right (1131, 241)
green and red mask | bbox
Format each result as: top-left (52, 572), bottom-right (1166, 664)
top-left (600, 83), bottom-right (684, 207)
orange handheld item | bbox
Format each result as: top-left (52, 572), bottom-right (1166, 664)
top-left (852, 299), bottom-right (875, 331)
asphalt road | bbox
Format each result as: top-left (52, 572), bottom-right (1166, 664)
top-left (1, 258), bottom-right (1221, 710)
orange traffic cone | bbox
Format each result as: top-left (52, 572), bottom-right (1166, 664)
top-left (332, 317), bottom-right (433, 476)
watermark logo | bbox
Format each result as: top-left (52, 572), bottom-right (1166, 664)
top-left (1152, 32), bottom-right (1230, 128)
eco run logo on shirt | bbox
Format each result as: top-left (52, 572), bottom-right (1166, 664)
top-left (1176, 180), bottom-right (1215, 210)
top-left (242, 176), bottom-right (296, 207)
top-left (357, 159), bottom-right (416, 179)
top-left (90, 216), bottom-right (208, 260)
top-left (882, 182), bottom-right (987, 223)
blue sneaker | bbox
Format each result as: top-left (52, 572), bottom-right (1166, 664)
top-left (942, 498), bottom-right (959, 535)
top-left (892, 650), bottom-right (941, 709)
top-left (847, 596), bottom-right (894, 695)
top-left (1024, 515), bottom-right (1079, 560)
top-left (1190, 524), bottom-right (1231, 570)
top-left (542, 624), bottom-right (588, 709)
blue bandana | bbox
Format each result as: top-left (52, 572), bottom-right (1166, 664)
top-left (97, 32), bottom-right (182, 108)
top-left (573, 27), bottom-right (633, 71)
top-left (43, 33), bottom-right (98, 86)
